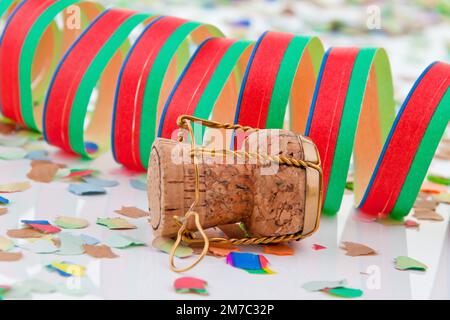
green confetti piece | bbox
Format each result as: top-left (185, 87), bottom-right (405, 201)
top-left (395, 256), bottom-right (427, 271)
top-left (427, 174), bottom-right (450, 186)
top-left (105, 234), bottom-right (145, 249)
top-left (345, 181), bottom-right (354, 191)
top-left (152, 237), bottom-right (193, 258)
top-left (324, 287), bottom-right (363, 298)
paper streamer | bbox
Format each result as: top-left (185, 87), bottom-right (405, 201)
top-left (0, 0), bottom-right (449, 219)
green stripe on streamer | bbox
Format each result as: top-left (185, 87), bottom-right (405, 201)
top-left (68, 13), bottom-right (151, 157)
top-left (265, 36), bottom-right (311, 129)
top-left (390, 89), bottom-right (450, 219)
top-left (19, 0), bottom-right (103, 131)
top-left (374, 49), bottom-right (395, 141)
top-left (323, 48), bottom-right (395, 215)
top-left (138, 23), bottom-right (223, 167)
top-left (193, 40), bottom-right (253, 144)
top-left (0, 0), bottom-right (14, 18)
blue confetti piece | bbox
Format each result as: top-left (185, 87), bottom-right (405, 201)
top-left (85, 141), bottom-right (98, 154)
top-left (0, 195), bottom-right (9, 205)
top-left (46, 264), bottom-right (72, 278)
top-left (130, 178), bottom-right (146, 191)
top-left (21, 220), bottom-right (51, 225)
top-left (82, 176), bottom-right (119, 188)
top-left (228, 252), bottom-right (262, 270)
top-left (25, 150), bottom-right (50, 161)
top-left (79, 234), bottom-right (100, 246)
top-left (68, 183), bottom-right (106, 196)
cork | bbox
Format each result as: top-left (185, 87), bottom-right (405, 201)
top-left (148, 129), bottom-right (321, 238)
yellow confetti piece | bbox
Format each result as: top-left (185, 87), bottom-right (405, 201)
top-left (0, 182), bottom-right (31, 193)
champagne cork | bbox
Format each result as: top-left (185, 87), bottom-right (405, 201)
top-left (148, 129), bottom-right (321, 239)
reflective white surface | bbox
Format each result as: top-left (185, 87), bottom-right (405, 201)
top-left (0, 143), bottom-right (449, 300)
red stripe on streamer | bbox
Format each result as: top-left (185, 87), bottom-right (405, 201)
top-left (44, 9), bottom-right (135, 152)
top-left (360, 62), bottom-right (450, 215)
top-left (159, 37), bottom-right (235, 139)
top-left (0, 0), bottom-right (56, 124)
top-left (307, 48), bottom-right (359, 196)
top-left (236, 32), bottom-right (294, 129)
top-left (113, 16), bottom-right (187, 170)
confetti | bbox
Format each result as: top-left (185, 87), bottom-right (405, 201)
top-left (395, 256), bottom-right (427, 271)
top-left (0, 135), bottom-right (28, 147)
top-left (65, 169), bottom-right (96, 179)
top-left (96, 217), bottom-right (137, 230)
top-left (0, 195), bottom-right (10, 205)
top-left (312, 244), bottom-right (327, 251)
top-left (0, 182), bottom-right (31, 193)
top-left (226, 252), bottom-right (275, 274)
top-left (46, 261), bottom-right (85, 277)
top-left (7, 228), bottom-right (45, 239)
top-left (0, 285), bottom-right (11, 299)
top-left (404, 220), bottom-right (420, 228)
top-left (27, 161), bottom-right (60, 183)
top-left (56, 233), bottom-right (85, 255)
top-left (21, 220), bottom-right (61, 234)
top-left (85, 141), bottom-right (98, 154)
top-left (433, 193), bottom-right (450, 204)
top-left (413, 209), bottom-right (444, 221)
top-left (0, 121), bottom-right (16, 135)
top-left (345, 181), bottom-right (354, 191)
top-left (0, 251), bottom-right (22, 262)
top-left (83, 245), bottom-right (118, 259)
top-left (420, 181), bottom-right (447, 194)
top-left (0, 236), bottom-right (14, 251)
top-left (82, 176), bottom-right (119, 188)
top-left (427, 174), bottom-right (450, 186)
top-left (152, 236), bottom-right (193, 258)
top-left (302, 279), bottom-right (347, 292)
top-left (17, 238), bottom-right (58, 254)
top-left (79, 234), bottom-right (100, 245)
top-left (25, 150), bottom-right (51, 161)
top-left (54, 216), bottom-right (89, 229)
top-left (341, 241), bottom-right (376, 256)
top-left (207, 243), bottom-right (240, 257)
top-left (105, 234), bottom-right (145, 249)
top-left (0, 146), bottom-right (26, 160)
top-left (323, 287), bottom-right (363, 298)
top-left (130, 178), bottom-right (147, 191)
top-left (20, 279), bottom-right (57, 294)
top-left (68, 183), bottom-right (106, 196)
top-left (114, 206), bottom-right (149, 218)
top-left (174, 277), bottom-right (208, 295)
top-left (263, 243), bottom-right (294, 256)
top-left (414, 198), bottom-right (438, 209)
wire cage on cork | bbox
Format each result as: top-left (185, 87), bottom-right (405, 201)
top-left (148, 115), bottom-right (323, 272)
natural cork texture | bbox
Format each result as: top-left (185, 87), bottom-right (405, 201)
top-left (148, 130), bottom-right (308, 238)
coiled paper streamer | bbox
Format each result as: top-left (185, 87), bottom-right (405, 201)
top-left (0, 0), bottom-right (449, 219)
